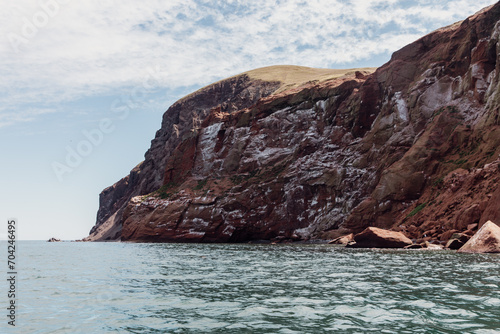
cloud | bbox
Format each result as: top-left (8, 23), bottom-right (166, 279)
top-left (0, 0), bottom-right (495, 127)
top-left (0, 107), bottom-right (59, 128)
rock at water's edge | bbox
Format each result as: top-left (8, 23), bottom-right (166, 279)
top-left (424, 242), bottom-right (444, 250)
top-left (348, 227), bottom-right (413, 248)
top-left (47, 238), bottom-right (61, 242)
top-left (404, 243), bottom-right (424, 249)
top-left (328, 233), bottom-right (354, 245)
top-left (446, 239), bottom-right (465, 250)
top-left (445, 233), bottom-right (471, 250)
top-left (458, 221), bottom-right (500, 253)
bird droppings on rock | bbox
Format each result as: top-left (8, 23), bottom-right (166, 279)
top-left (85, 4), bottom-right (500, 245)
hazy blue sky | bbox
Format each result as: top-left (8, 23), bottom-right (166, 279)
top-left (0, 0), bottom-right (495, 240)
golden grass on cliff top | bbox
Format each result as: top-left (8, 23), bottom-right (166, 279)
top-left (177, 65), bottom-right (377, 104)
top-left (245, 65), bottom-right (376, 93)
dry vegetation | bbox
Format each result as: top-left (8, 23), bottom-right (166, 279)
top-left (178, 65), bottom-right (377, 103)
top-left (244, 65), bottom-right (376, 93)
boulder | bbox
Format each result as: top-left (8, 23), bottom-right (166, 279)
top-left (404, 243), bottom-right (424, 249)
top-left (440, 229), bottom-right (459, 242)
top-left (348, 227), bottom-right (413, 248)
top-left (446, 239), bottom-right (465, 250)
top-left (451, 232), bottom-right (470, 241)
top-left (467, 223), bottom-right (478, 231)
top-left (47, 238), bottom-right (61, 242)
top-left (480, 186), bottom-right (500, 225)
top-left (458, 221), bottom-right (500, 253)
top-left (425, 242), bottom-right (445, 250)
top-left (445, 232), bottom-right (471, 250)
top-left (454, 204), bottom-right (481, 230)
top-left (328, 233), bottom-right (354, 245)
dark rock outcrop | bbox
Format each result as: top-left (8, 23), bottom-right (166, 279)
top-left (86, 3), bottom-right (500, 243)
top-left (445, 233), bottom-right (471, 249)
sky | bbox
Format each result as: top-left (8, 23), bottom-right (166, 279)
top-left (0, 0), bottom-right (496, 240)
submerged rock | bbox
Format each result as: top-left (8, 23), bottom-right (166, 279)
top-left (458, 221), bottom-right (500, 253)
top-left (348, 227), bottom-right (413, 248)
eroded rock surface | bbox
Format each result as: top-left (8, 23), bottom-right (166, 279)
top-left (348, 227), bottom-right (413, 248)
top-left (328, 233), bottom-right (354, 245)
top-left (458, 221), bottom-right (500, 253)
top-left (87, 4), bottom-right (500, 243)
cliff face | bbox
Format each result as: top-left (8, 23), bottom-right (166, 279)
top-left (86, 74), bottom-right (286, 241)
top-left (86, 3), bottom-right (500, 242)
top-left (85, 66), bottom-right (374, 241)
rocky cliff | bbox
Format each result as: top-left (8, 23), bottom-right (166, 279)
top-left (86, 3), bottom-right (500, 243)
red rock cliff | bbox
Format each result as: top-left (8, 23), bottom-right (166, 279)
top-left (86, 3), bottom-right (500, 242)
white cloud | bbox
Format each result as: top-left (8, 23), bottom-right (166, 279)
top-left (0, 107), bottom-right (59, 128)
top-left (0, 0), bottom-right (495, 127)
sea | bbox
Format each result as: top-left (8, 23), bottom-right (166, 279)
top-left (3, 241), bottom-right (500, 333)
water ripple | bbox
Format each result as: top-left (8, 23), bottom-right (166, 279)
top-left (9, 242), bottom-right (500, 333)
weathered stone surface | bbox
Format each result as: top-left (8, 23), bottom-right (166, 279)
top-left (440, 230), bottom-right (459, 242)
top-left (86, 3), bottom-right (500, 243)
top-left (445, 233), bottom-right (471, 250)
top-left (454, 204), bottom-right (481, 230)
top-left (458, 221), bottom-right (500, 253)
top-left (84, 73), bottom-right (287, 241)
top-left (480, 185), bottom-right (500, 226)
top-left (328, 233), bottom-right (354, 245)
top-left (424, 242), bottom-right (445, 250)
top-left (349, 227), bottom-right (413, 248)
top-left (446, 239), bottom-right (465, 250)
top-left (404, 243), bottom-right (424, 249)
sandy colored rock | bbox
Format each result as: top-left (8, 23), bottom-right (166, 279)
top-left (328, 233), bottom-right (354, 245)
top-left (467, 223), bottom-right (478, 231)
top-left (349, 227), bottom-right (413, 248)
top-left (425, 242), bottom-right (444, 250)
top-left (458, 221), bottom-right (500, 253)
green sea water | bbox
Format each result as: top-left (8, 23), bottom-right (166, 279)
top-left (3, 241), bottom-right (500, 333)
